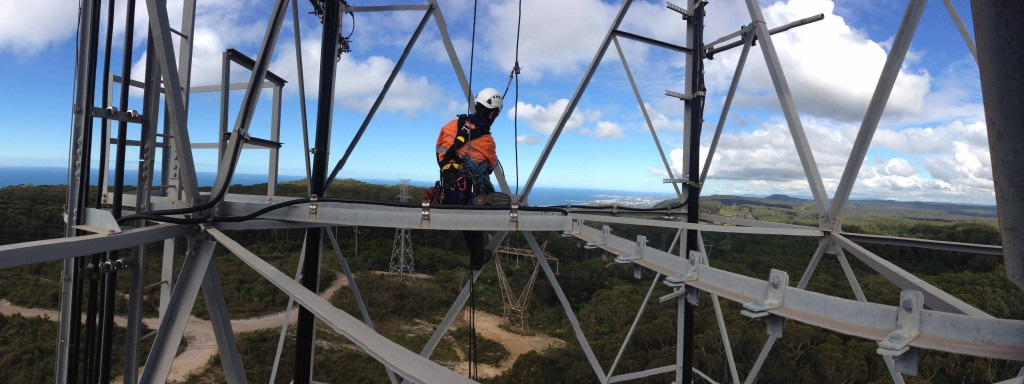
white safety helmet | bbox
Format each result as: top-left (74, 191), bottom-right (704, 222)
top-left (474, 87), bottom-right (503, 113)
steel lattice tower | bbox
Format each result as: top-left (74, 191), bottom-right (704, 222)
top-left (389, 179), bottom-right (415, 276)
top-left (0, 1), bottom-right (1019, 383)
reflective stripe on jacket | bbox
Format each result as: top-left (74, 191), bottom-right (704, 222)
top-left (435, 118), bottom-right (497, 168)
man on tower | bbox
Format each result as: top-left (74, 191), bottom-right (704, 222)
top-left (431, 87), bottom-right (511, 269)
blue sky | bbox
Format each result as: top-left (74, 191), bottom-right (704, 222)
top-left (0, 0), bottom-right (991, 203)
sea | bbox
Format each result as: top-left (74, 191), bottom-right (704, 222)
top-left (0, 166), bottom-right (677, 208)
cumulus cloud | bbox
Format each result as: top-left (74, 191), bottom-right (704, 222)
top-left (703, 0), bottom-right (931, 122)
top-left (266, 38), bottom-right (441, 116)
top-left (885, 157), bottom-right (916, 177)
top-left (513, 99), bottom-right (600, 134)
top-left (581, 121), bottom-right (625, 138)
top-left (924, 141), bottom-right (992, 191)
top-left (482, 0), bottom-right (617, 81)
top-left (692, 117), bottom-right (851, 185)
top-left (874, 121), bottom-right (988, 154)
top-left (0, 2), bottom-right (77, 56)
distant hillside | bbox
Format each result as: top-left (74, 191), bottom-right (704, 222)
top-left (654, 194), bottom-right (997, 224)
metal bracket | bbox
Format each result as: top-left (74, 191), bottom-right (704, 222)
top-left (420, 201), bottom-right (430, 221)
top-left (765, 314), bottom-right (786, 338)
top-left (877, 290), bottom-right (923, 356)
top-left (562, 217), bottom-right (584, 237)
top-left (584, 225), bottom-right (611, 249)
top-left (91, 106), bottom-right (145, 124)
top-left (660, 287), bottom-right (686, 303)
top-left (615, 235), bottom-right (646, 263)
top-left (76, 208), bottom-right (122, 235)
top-left (659, 285), bottom-right (699, 306)
top-left (666, 90), bottom-right (705, 101)
top-left (741, 269), bottom-right (789, 318)
top-left (666, 2), bottom-right (692, 19)
top-left (892, 347), bottom-right (920, 377)
top-left (308, 194), bottom-right (318, 215)
top-left (666, 250), bottom-right (702, 284)
top-left (509, 204), bottom-right (519, 223)
top-left (666, 90), bottom-right (692, 101)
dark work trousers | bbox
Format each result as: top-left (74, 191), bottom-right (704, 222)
top-left (442, 179), bottom-right (488, 270)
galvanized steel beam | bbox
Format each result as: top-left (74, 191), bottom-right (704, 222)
top-left (832, 233), bottom-right (989, 317)
top-left (218, 200), bottom-right (570, 232)
top-left (612, 35), bottom-right (682, 198)
top-left (524, 231), bottom-right (606, 382)
top-left (202, 258), bottom-right (248, 384)
top-left (520, 0), bottom-right (634, 201)
top-left (0, 224), bottom-right (190, 270)
top-left (208, 228), bottom-right (473, 384)
top-left (972, 0), bottom-right (1024, 290)
top-left (140, 238), bottom-right (216, 383)
top-left (572, 225), bottom-right (1024, 360)
top-left (144, 0), bottom-right (201, 203)
top-left (828, 0), bottom-right (927, 229)
top-left (743, 0), bottom-right (831, 224)
top-left (841, 232), bottom-right (1002, 256)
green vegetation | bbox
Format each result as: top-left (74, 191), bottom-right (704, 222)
top-left (0, 183), bottom-right (1021, 382)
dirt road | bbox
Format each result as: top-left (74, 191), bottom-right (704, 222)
top-left (0, 273), bottom-right (349, 383)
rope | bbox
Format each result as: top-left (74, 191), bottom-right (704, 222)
top-left (500, 0), bottom-right (524, 195)
top-left (467, 1), bottom-right (479, 379)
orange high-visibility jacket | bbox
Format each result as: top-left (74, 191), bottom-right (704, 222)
top-left (435, 117), bottom-right (497, 168)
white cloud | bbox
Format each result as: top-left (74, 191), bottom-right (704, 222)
top-left (482, 0), bottom-right (618, 81)
top-left (581, 121), bottom-right (624, 138)
top-left (703, 0), bottom-right (931, 122)
top-left (645, 103), bottom-right (685, 132)
top-left (517, 134), bottom-right (541, 145)
top-left (694, 117), bottom-right (851, 184)
top-left (885, 157), bottom-right (916, 177)
top-left (874, 121), bottom-right (988, 154)
top-left (269, 39), bottom-right (441, 116)
top-left (0, 2), bottom-right (78, 55)
top-left (924, 141), bottom-right (992, 190)
top-left (513, 99), bottom-right (600, 134)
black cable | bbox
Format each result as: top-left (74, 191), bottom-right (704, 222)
top-left (117, 193), bottom-right (691, 226)
top-left (467, 0), bottom-right (478, 116)
top-left (116, 131), bottom-right (246, 223)
top-left (118, 195), bottom-right (571, 226)
top-left (469, 268), bottom-right (477, 380)
top-left (344, 8), bottom-right (355, 39)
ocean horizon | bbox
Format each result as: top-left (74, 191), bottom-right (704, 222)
top-left (0, 166), bottom-right (677, 208)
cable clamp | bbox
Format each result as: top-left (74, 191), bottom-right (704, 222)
top-left (421, 201), bottom-right (431, 221)
top-left (509, 204), bottom-right (519, 223)
top-left (309, 194), bottom-right (318, 216)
